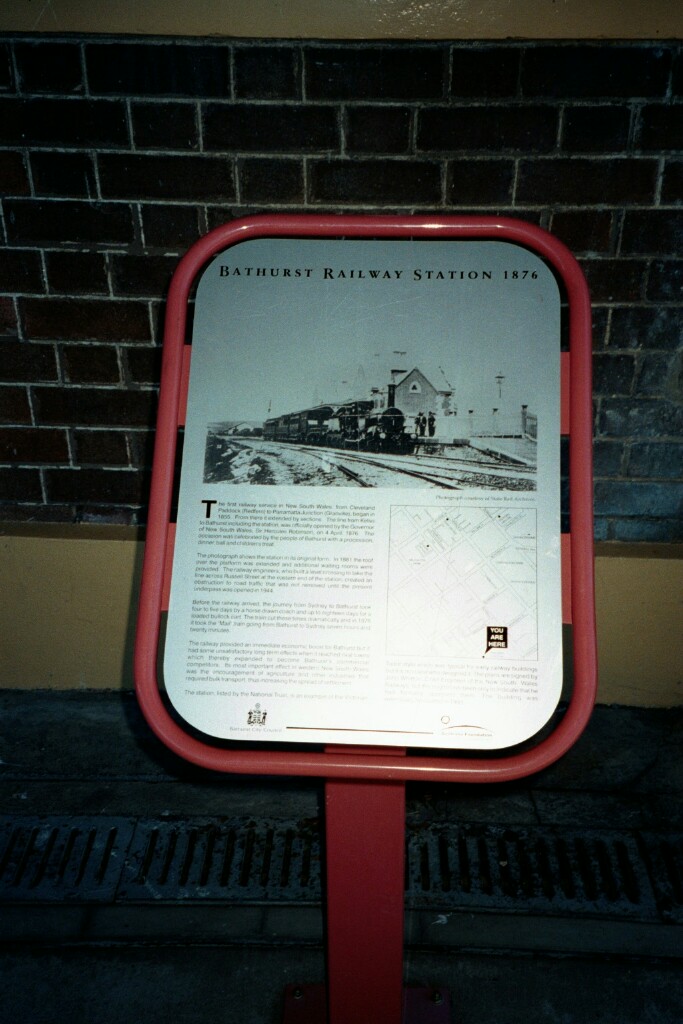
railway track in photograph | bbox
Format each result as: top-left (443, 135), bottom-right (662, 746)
top-left (331, 446), bottom-right (535, 491)
top-left (205, 435), bottom-right (535, 491)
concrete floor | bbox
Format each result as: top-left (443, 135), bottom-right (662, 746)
top-left (0, 691), bottom-right (681, 1024)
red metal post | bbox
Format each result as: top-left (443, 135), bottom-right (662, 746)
top-left (325, 774), bottom-right (406, 1024)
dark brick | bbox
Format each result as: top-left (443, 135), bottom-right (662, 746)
top-left (622, 211), bottom-right (683, 257)
top-left (0, 250), bottom-right (44, 293)
top-left (662, 160), bottom-right (683, 203)
top-left (606, 516), bottom-right (675, 540)
top-left (592, 517), bottom-right (609, 541)
top-left (610, 307), bottom-right (682, 350)
top-left (5, 200), bottom-right (135, 247)
top-left (99, 154), bottom-right (234, 202)
top-left (234, 46), bottom-right (300, 100)
top-left (450, 47), bottom-right (520, 98)
top-left (0, 426), bottom-right (69, 463)
top-left (62, 345), bottom-right (121, 384)
top-left (602, 516), bottom-right (679, 548)
top-left (634, 352), bottom-right (676, 398)
top-left (20, 298), bottom-right (150, 343)
top-left (30, 152), bottom-right (97, 200)
top-left (141, 204), bottom-right (205, 250)
top-left (125, 347), bottom-right (162, 385)
top-left (79, 505), bottom-right (141, 525)
top-left (0, 298), bottom-right (17, 336)
top-left (674, 50), bottom-right (683, 98)
top-left (0, 386), bottom-right (31, 424)
top-left (308, 159), bottom-right (442, 205)
top-left (127, 428), bottom-right (155, 469)
top-left (0, 43), bottom-right (12, 91)
top-left (517, 159), bottom-right (657, 206)
top-left (238, 158), bottom-right (303, 203)
top-left (73, 429), bottom-right (129, 467)
top-left (131, 101), bottom-right (199, 151)
top-left (86, 42), bottom-right (231, 97)
top-left (149, 301), bottom-right (166, 347)
top-left (592, 439), bottom-right (624, 477)
top-left (599, 398), bottom-right (683, 439)
top-left (345, 107), bottom-right (411, 154)
top-left (0, 467), bottom-right (42, 500)
top-left (638, 104), bottom-right (683, 151)
top-left (627, 441), bottom-right (683, 479)
top-left (14, 41), bottom-right (83, 94)
top-left (647, 260), bottom-right (683, 303)
top-left (521, 45), bottom-right (671, 99)
top-left (45, 252), bottom-right (109, 296)
top-left (203, 104), bottom-right (338, 153)
top-left (44, 467), bottom-right (148, 504)
top-left (110, 254), bottom-right (178, 298)
top-left (550, 211), bottom-right (613, 255)
top-left (33, 386), bottom-right (156, 428)
top-left (592, 353), bottom-right (635, 396)
top-left (591, 308), bottom-right (610, 349)
top-left (446, 159), bottom-right (515, 204)
top-left (0, 340), bottom-right (57, 382)
top-left (580, 259), bottom-right (645, 303)
top-left (561, 106), bottom-right (631, 153)
top-left (618, 520), bottom-right (683, 544)
top-left (669, 348), bottom-right (683, 400)
top-left (594, 479), bottom-right (682, 518)
top-left (418, 106), bottom-right (556, 153)
top-left (205, 206), bottom-right (248, 234)
top-left (0, 97), bottom-right (128, 148)
top-left (0, 151), bottom-right (30, 196)
top-left (0, 503), bottom-right (75, 522)
top-left (305, 46), bottom-right (445, 101)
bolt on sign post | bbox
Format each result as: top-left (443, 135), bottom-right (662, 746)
top-left (135, 215), bottom-right (597, 1023)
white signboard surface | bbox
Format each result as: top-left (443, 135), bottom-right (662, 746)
top-left (165, 238), bottom-right (562, 749)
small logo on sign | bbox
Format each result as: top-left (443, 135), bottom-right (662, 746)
top-left (247, 703), bottom-right (267, 726)
top-left (485, 626), bottom-right (508, 655)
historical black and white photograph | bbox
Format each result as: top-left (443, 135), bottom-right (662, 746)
top-left (194, 238), bottom-right (549, 494)
top-left (203, 362), bottom-right (537, 491)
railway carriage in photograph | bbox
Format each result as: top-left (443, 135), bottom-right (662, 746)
top-left (263, 399), bottom-right (414, 453)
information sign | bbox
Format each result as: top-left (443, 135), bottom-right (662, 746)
top-left (165, 237), bottom-right (563, 749)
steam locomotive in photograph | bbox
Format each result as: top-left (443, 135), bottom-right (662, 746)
top-left (263, 399), bottom-right (414, 454)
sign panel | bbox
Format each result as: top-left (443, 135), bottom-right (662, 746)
top-left (164, 237), bottom-right (562, 749)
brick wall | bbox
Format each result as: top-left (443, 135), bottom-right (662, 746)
top-left (0, 37), bottom-right (681, 540)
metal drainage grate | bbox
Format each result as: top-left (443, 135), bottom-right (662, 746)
top-left (1, 816), bottom-right (681, 927)
top-left (0, 817), bottom-right (135, 902)
top-left (406, 825), bottom-right (662, 920)
top-left (118, 817), bottom-right (321, 902)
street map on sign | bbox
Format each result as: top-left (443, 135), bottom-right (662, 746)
top-left (386, 505), bottom-right (537, 660)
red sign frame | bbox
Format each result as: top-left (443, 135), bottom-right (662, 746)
top-left (134, 213), bottom-right (597, 783)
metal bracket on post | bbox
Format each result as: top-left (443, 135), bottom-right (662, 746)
top-left (283, 985), bottom-right (451, 1024)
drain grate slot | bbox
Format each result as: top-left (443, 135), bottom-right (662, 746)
top-left (0, 817), bottom-right (135, 902)
top-left (641, 833), bottom-right (683, 923)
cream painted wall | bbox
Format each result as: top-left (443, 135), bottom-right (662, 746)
top-left (0, 528), bottom-right (144, 692)
top-left (1, 528), bottom-right (681, 705)
top-left (593, 547), bottom-right (683, 707)
top-left (0, 0), bottom-right (681, 39)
